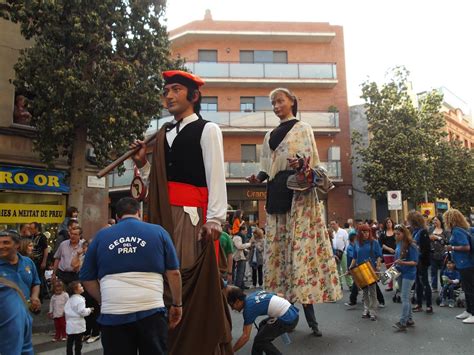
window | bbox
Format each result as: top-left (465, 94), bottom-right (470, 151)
top-left (240, 97), bottom-right (255, 112)
top-left (198, 49), bottom-right (217, 62)
top-left (239, 50), bottom-right (288, 64)
top-left (240, 50), bottom-right (254, 63)
top-left (201, 97), bottom-right (218, 112)
top-left (328, 146), bottom-right (341, 161)
top-left (273, 51), bottom-right (288, 63)
top-left (241, 144), bottom-right (257, 162)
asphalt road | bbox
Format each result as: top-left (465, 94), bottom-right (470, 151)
top-left (33, 287), bottom-right (474, 355)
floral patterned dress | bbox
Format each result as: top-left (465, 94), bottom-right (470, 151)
top-left (261, 120), bottom-right (342, 304)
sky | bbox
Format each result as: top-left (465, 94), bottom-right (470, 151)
top-left (165, 0), bottom-right (474, 114)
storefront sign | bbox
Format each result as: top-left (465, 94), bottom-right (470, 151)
top-left (0, 165), bottom-right (69, 193)
top-left (0, 203), bottom-right (65, 224)
top-left (246, 190), bottom-right (267, 200)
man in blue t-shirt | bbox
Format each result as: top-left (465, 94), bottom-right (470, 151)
top-left (0, 229), bottom-right (41, 311)
top-left (80, 198), bottom-right (182, 355)
top-left (227, 286), bottom-right (299, 354)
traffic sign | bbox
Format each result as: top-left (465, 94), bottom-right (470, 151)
top-left (387, 190), bottom-right (402, 210)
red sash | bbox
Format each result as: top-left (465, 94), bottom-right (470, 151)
top-left (168, 182), bottom-right (220, 263)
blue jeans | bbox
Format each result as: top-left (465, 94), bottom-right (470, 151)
top-left (235, 260), bottom-right (246, 289)
top-left (400, 278), bottom-right (415, 326)
top-left (441, 283), bottom-right (458, 301)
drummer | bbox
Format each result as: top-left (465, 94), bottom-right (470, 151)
top-left (349, 225), bottom-right (383, 321)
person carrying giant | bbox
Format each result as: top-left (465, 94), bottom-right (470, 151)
top-left (131, 70), bottom-right (232, 354)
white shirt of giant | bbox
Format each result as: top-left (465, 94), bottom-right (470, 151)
top-left (140, 113), bottom-right (228, 225)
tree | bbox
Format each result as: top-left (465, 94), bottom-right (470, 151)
top-left (352, 67), bottom-right (446, 204)
top-left (433, 140), bottom-right (474, 215)
top-left (1, 0), bottom-right (181, 211)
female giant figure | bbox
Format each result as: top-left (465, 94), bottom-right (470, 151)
top-left (248, 88), bottom-right (342, 336)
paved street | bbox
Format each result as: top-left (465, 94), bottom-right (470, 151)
top-left (33, 288), bottom-right (474, 355)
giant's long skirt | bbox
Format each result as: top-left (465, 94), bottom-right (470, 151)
top-left (264, 189), bottom-right (342, 304)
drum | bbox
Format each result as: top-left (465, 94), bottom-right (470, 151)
top-left (380, 265), bottom-right (401, 285)
top-left (350, 261), bottom-right (379, 289)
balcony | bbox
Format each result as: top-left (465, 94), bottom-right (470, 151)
top-left (150, 111), bottom-right (340, 135)
top-left (184, 62), bottom-right (338, 88)
top-left (226, 161), bottom-right (342, 180)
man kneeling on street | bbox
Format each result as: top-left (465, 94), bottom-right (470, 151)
top-left (80, 197), bottom-right (182, 355)
top-left (227, 286), bottom-right (299, 354)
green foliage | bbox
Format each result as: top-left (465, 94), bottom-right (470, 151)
top-left (2, 0), bottom-right (182, 168)
top-left (433, 140), bottom-right (474, 215)
top-left (352, 66), bottom-right (447, 203)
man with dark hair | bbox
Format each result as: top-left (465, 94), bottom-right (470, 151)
top-left (59, 206), bottom-right (79, 233)
top-left (131, 71), bottom-right (231, 353)
top-left (227, 286), bottom-right (299, 354)
top-left (0, 230), bottom-right (41, 310)
top-left (80, 197), bottom-right (183, 354)
top-left (19, 224), bottom-right (31, 238)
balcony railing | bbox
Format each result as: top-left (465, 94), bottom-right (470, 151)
top-left (226, 161), bottom-right (342, 179)
top-left (149, 111), bottom-right (339, 132)
top-left (108, 160), bottom-right (342, 188)
top-left (184, 62), bottom-right (337, 80)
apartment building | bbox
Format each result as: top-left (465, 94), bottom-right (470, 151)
top-left (165, 11), bottom-right (354, 225)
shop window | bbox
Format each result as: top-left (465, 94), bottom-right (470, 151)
top-left (201, 97), bottom-right (218, 112)
top-left (198, 49), bottom-right (217, 62)
top-left (240, 97), bottom-right (255, 112)
top-left (241, 144), bottom-right (257, 162)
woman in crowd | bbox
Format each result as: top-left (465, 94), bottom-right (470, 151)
top-left (379, 217), bottom-right (397, 291)
top-left (429, 215), bottom-right (449, 292)
top-left (349, 225), bottom-right (383, 321)
top-left (247, 87), bottom-right (341, 336)
top-left (18, 238), bottom-right (34, 258)
top-left (392, 224), bottom-right (419, 331)
top-left (408, 210), bottom-right (433, 313)
top-left (444, 209), bottom-right (474, 324)
top-left (232, 210), bottom-right (245, 236)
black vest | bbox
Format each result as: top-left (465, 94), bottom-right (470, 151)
top-left (164, 118), bottom-right (208, 187)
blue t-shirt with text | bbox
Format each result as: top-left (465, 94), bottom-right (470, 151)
top-left (243, 291), bottom-right (299, 326)
top-left (80, 217), bottom-right (179, 325)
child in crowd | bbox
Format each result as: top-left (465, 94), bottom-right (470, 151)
top-left (392, 224), bottom-right (419, 332)
top-left (440, 261), bottom-right (461, 308)
top-left (48, 281), bottom-right (69, 342)
top-left (249, 228), bottom-right (264, 288)
top-left (65, 281), bottom-right (93, 355)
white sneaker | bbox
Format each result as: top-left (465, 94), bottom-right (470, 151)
top-left (456, 311), bottom-right (471, 319)
top-left (462, 315), bottom-right (474, 324)
top-left (86, 335), bottom-right (100, 344)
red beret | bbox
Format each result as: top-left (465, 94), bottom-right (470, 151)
top-left (163, 70), bottom-right (205, 87)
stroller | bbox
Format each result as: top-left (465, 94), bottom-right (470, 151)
top-left (434, 251), bottom-right (465, 308)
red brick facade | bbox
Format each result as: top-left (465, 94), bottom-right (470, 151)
top-left (169, 15), bottom-right (354, 225)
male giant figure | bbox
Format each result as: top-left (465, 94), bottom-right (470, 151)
top-left (131, 70), bottom-right (232, 354)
